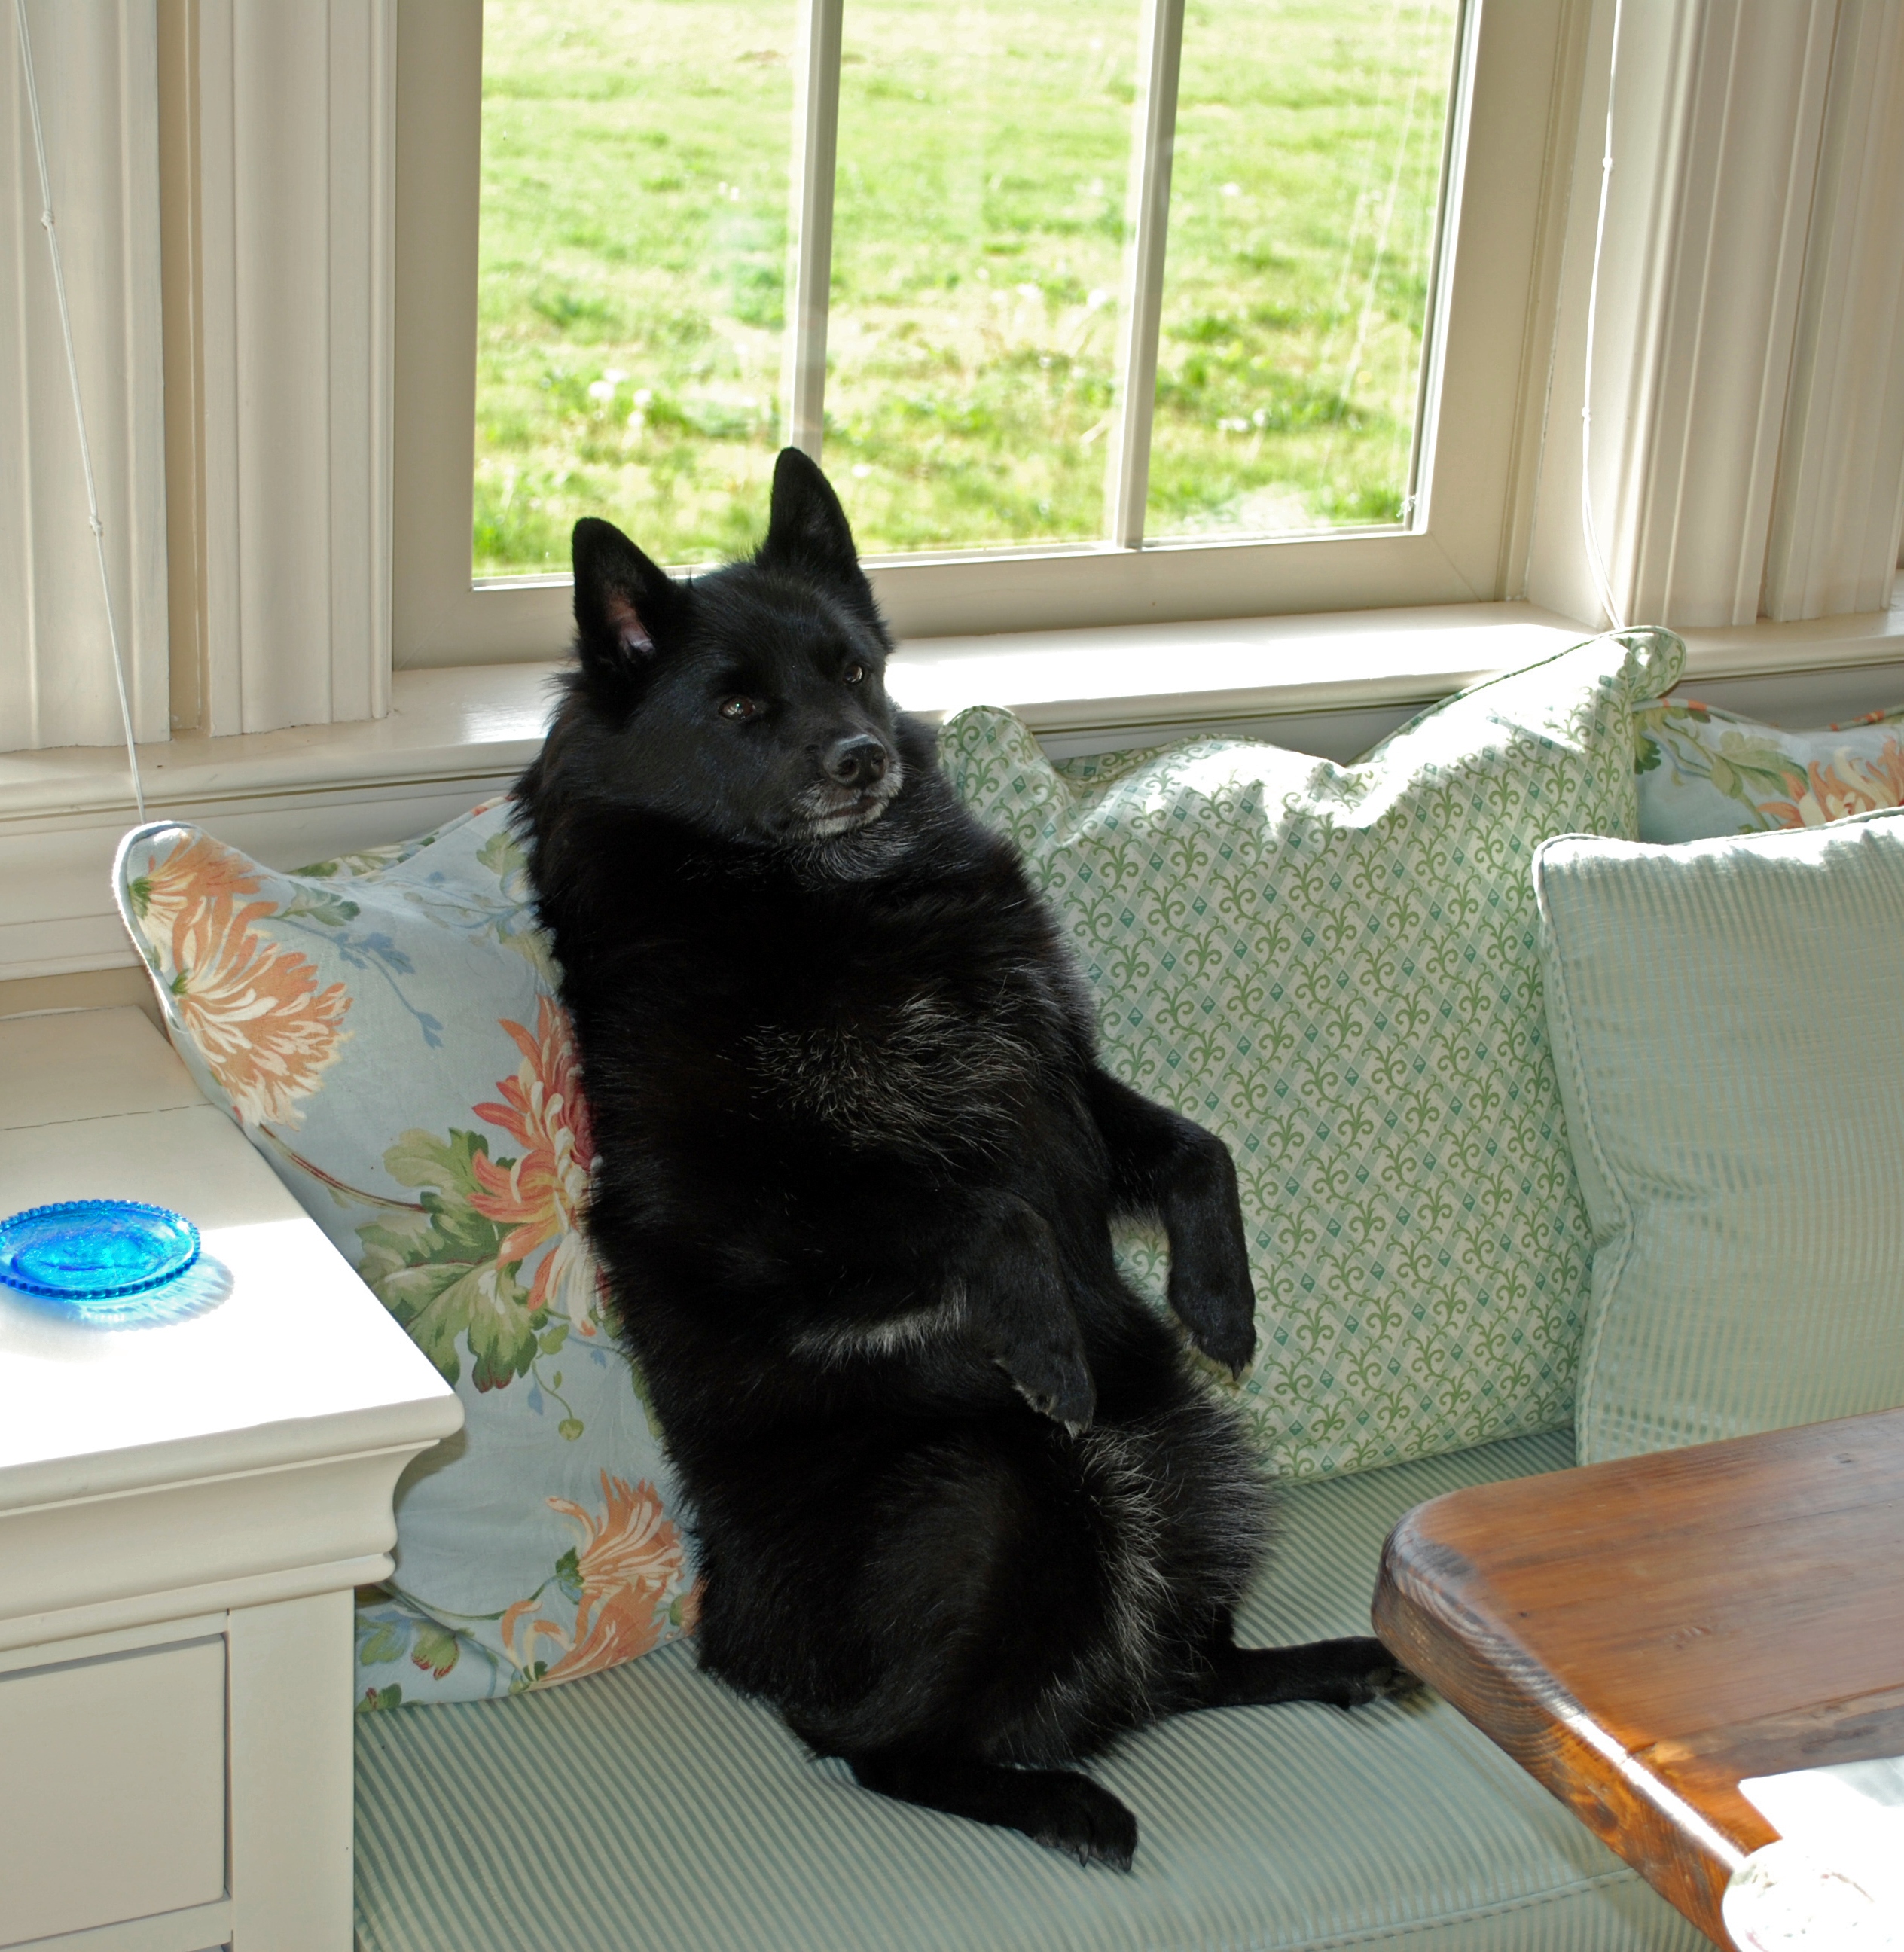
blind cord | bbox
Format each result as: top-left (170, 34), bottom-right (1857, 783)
top-left (14, 0), bottom-right (147, 821)
top-left (1579, 0), bottom-right (1626, 634)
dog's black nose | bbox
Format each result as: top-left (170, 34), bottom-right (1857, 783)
top-left (825, 736), bottom-right (888, 788)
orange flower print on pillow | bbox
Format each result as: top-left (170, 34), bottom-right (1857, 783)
top-left (470, 996), bottom-right (602, 1333)
top-left (128, 830), bottom-right (263, 944)
top-left (130, 831), bottom-right (349, 1127)
top-left (1762, 737), bottom-right (1904, 831)
top-left (1636, 698), bottom-right (1904, 843)
top-left (501, 1472), bottom-right (696, 1688)
top-left (116, 807), bottom-right (690, 1707)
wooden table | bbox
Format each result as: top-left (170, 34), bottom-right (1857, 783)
top-left (1373, 1409), bottom-right (1904, 1950)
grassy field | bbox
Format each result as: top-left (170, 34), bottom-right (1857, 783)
top-left (474, 0), bottom-right (1458, 575)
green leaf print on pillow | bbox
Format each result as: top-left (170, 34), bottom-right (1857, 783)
top-left (1634, 696), bottom-right (1904, 841)
top-left (358, 1128), bottom-right (539, 1390)
top-left (944, 629), bottom-right (1684, 1481)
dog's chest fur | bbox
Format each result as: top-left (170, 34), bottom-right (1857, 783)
top-left (746, 965), bottom-right (1063, 1161)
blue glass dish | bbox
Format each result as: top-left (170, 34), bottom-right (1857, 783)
top-left (0, 1199), bottom-right (201, 1304)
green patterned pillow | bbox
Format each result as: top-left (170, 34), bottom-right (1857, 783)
top-left (942, 627), bottom-right (1683, 1479)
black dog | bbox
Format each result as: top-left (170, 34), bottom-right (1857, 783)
top-left (514, 450), bottom-right (1414, 1869)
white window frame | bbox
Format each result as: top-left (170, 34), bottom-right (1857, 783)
top-left (390, 0), bottom-right (1581, 666)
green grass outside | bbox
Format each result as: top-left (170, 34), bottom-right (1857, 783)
top-left (474, 0), bottom-right (1457, 575)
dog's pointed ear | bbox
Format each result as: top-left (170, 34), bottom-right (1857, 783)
top-left (572, 517), bottom-right (684, 681)
top-left (758, 447), bottom-right (874, 608)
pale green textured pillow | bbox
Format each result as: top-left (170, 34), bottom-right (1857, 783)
top-left (1536, 810), bottom-right (1904, 1462)
top-left (943, 627), bottom-right (1683, 1478)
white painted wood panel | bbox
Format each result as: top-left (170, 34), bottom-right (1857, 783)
top-left (1528, 0), bottom-right (1838, 630)
top-left (0, 0), bottom-right (168, 754)
top-left (3, 599), bottom-right (1902, 984)
top-left (0, 1636), bottom-right (225, 1946)
top-left (194, 0), bottom-right (395, 736)
top-left (1625, 0), bottom-right (1838, 628)
top-left (0, 1002), bottom-right (200, 1129)
top-left (0, 774), bottom-right (520, 981)
top-left (1761, 0), bottom-right (1904, 621)
top-left (0, 1011), bottom-right (459, 1951)
top-left (1526, 0), bottom-right (1904, 633)
top-left (2, 1896), bottom-right (230, 1952)
top-left (227, 1592), bottom-right (355, 1952)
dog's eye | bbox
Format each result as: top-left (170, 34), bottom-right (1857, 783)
top-left (843, 663), bottom-right (865, 685)
top-left (719, 696), bottom-right (761, 721)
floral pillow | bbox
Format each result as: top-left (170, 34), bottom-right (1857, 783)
top-left (1634, 697), bottom-right (1904, 842)
top-left (113, 803), bottom-right (697, 1711)
top-left (944, 629), bottom-right (1685, 1481)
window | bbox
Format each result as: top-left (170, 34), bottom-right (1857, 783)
top-left (392, 0), bottom-right (1575, 662)
top-left (470, 0), bottom-right (1462, 573)
top-left (8, 0), bottom-right (1902, 1001)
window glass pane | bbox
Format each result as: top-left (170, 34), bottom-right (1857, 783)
top-left (1146, 0), bottom-right (1460, 541)
top-left (826, 1), bottom-right (1141, 557)
top-left (475, 1), bottom-right (796, 575)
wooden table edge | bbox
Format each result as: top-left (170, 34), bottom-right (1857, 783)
top-left (1372, 1494), bottom-right (1747, 1950)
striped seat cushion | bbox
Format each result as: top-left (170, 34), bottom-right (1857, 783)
top-left (355, 1429), bottom-right (1701, 1952)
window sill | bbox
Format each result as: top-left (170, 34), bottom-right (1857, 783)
top-left (17, 594), bottom-right (1904, 821)
top-left (5, 596), bottom-right (1901, 984)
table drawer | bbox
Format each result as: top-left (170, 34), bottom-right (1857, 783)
top-left (0, 1635), bottom-right (227, 1947)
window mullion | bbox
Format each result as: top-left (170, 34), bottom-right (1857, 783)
top-left (781, 0), bottom-right (844, 462)
top-left (1103, 0), bottom-right (1184, 551)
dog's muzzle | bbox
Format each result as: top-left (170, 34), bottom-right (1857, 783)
top-left (797, 750), bottom-right (905, 837)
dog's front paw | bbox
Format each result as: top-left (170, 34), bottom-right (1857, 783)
top-left (966, 1194), bottom-right (1097, 1428)
top-left (1170, 1269), bottom-right (1259, 1376)
top-left (1160, 1141), bottom-right (1259, 1374)
top-left (1001, 1333), bottom-right (1096, 1432)
top-left (1164, 1199), bottom-right (1258, 1375)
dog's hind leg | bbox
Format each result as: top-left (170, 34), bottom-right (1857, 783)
top-left (847, 1749), bottom-right (1138, 1871)
top-left (1195, 1635), bottom-right (1420, 1713)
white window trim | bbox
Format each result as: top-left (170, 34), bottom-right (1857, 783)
top-left (1525, 0), bottom-right (1904, 630)
top-left (5, 0), bottom-right (401, 752)
top-left (1761, 0), bottom-right (1904, 621)
top-left (177, 0), bottom-right (395, 738)
top-left (135, 0), bottom-right (1904, 696)
top-left (10, 0), bottom-right (1904, 755)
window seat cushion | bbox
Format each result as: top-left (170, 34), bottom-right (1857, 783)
top-left (354, 1425), bottom-right (1701, 1952)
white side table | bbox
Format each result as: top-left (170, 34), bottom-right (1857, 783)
top-left (0, 1008), bottom-right (462, 1952)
